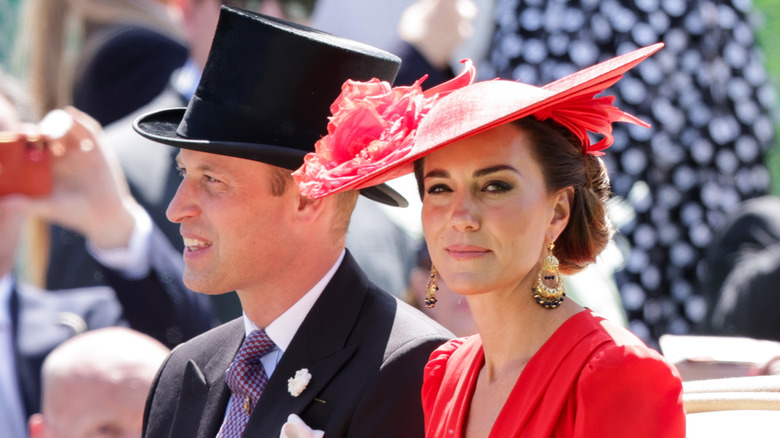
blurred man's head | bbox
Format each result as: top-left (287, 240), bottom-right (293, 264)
top-left (177, 0), bottom-right (300, 69)
top-left (28, 327), bottom-right (169, 438)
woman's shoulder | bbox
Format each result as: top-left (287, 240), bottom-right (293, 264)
top-left (572, 313), bottom-right (686, 435)
top-left (574, 310), bottom-right (683, 398)
top-left (422, 335), bottom-right (481, 400)
top-left (580, 310), bottom-right (672, 367)
top-left (426, 335), bottom-right (481, 372)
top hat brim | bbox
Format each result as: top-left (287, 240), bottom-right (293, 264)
top-left (134, 108), bottom-right (408, 207)
top-left (324, 43), bottom-right (664, 194)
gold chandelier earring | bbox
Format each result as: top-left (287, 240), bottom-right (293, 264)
top-left (425, 265), bottom-right (439, 308)
top-left (532, 242), bottom-right (565, 309)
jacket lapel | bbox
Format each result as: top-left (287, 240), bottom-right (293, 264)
top-left (244, 252), bottom-right (369, 435)
top-left (168, 319), bottom-right (244, 438)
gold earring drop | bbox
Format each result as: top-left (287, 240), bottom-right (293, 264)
top-left (425, 265), bottom-right (439, 308)
top-left (532, 242), bottom-right (565, 309)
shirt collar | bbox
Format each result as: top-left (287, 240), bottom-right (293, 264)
top-left (242, 250), bottom-right (346, 352)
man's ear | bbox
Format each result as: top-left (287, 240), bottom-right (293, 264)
top-left (295, 193), bottom-right (326, 224)
top-left (547, 186), bottom-right (573, 242)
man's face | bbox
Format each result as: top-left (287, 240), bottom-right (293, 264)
top-left (166, 149), bottom-right (300, 294)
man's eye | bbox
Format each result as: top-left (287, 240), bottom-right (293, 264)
top-left (176, 166), bottom-right (186, 177)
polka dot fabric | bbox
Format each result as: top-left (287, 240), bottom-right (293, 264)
top-left (217, 329), bottom-right (276, 438)
top-left (486, 0), bottom-right (776, 346)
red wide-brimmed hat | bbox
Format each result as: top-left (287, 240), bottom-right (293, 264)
top-left (294, 42), bottom-right (663, 200)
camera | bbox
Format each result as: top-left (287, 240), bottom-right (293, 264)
top-left (0, 132), bottom-right (52, 196)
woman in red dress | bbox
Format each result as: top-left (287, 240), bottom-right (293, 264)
top-left (293, 42), bottom-right (685, 437)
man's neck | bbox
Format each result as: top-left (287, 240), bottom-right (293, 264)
top-left (237, 248), bottom-right (345, 328)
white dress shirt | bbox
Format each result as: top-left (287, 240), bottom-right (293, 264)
top-left (86, 206), bottom-right (153, 279)
top-left (220, 250), bottom-right (346, 425)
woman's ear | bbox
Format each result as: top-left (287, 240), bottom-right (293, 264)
top-left (548, 186), bottom-right (573, 241)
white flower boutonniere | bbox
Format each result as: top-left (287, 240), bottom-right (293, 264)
top-left (287, 368), bottom-right (312, 397)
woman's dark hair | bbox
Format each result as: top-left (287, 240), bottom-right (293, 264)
top-left (413, 116), bottom-right (613, 274)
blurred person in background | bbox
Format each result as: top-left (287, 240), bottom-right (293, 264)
top-left (393, 0), bottom-right (478, 87)
top-left (27, 327), bottom-right (170, 438)
top-left (0, 68), bottom-right (212, 437)
top-left (14, 0), bottom-right (186, 126)
top-left (702, 195), bottom-right (780, 341)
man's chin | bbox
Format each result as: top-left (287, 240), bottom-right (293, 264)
top-left (183, 274), bottom-right (231, 296)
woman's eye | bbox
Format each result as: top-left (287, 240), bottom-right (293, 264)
top-left (483, 181), bottom-right (511, 192)
top-left (426, 183), bottom-right (452, 195)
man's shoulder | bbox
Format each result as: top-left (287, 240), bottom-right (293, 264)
top-left (165, 318), bottom-right (243, 361)
top-left (360, 285), bottom-right (453, 359)
top-left (390, 295), bottom-right (453, 338)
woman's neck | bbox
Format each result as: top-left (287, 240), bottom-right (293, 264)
top-left (468, 288), bottom-right (583, 380)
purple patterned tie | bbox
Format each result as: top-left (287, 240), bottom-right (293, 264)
top-left (217, 329), bottom-right (276, 438)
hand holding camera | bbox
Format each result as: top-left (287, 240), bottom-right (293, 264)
top-left (1, 107), bottom-right (139, 251)
top-left (0, 132), bottom-right (53, 197)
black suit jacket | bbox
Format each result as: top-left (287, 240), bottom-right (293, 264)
top-left (143, 252), bottom-right (452, 437)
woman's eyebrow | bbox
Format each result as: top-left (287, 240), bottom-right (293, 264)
top-left (424, 165), bottom-right (520, 179)
top-left (473, 165), bottom-right (519, 178)
top-left (423, 169), bottom-right (449, 179)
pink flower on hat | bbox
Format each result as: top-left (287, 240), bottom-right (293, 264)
top-left (293, 60), bottom-right (475, 199)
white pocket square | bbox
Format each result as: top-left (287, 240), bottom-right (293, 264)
top-left (279, 414), bottom-right (325, 438)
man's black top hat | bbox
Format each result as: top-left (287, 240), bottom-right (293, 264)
top-left (134, 6), bottom-right (407, 206)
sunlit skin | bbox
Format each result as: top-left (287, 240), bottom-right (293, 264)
top-left (28, 327), bottom-right (169, 438)
top-left (421, 123), bottom-right (567, 301)
top-left (166, 149), bottom-right (343, 327)
top-left (31, 372), bottom-right (149, 438)
top-left (419, 122), bottom-right (584, 437)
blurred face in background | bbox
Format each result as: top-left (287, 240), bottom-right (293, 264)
top-left (31, 372), bottom-right (149, 438)
top-left (408, 249), bottom-right (478, 337)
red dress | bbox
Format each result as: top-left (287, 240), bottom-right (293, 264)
top-left (422, 310), bottom-right (685, 437)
